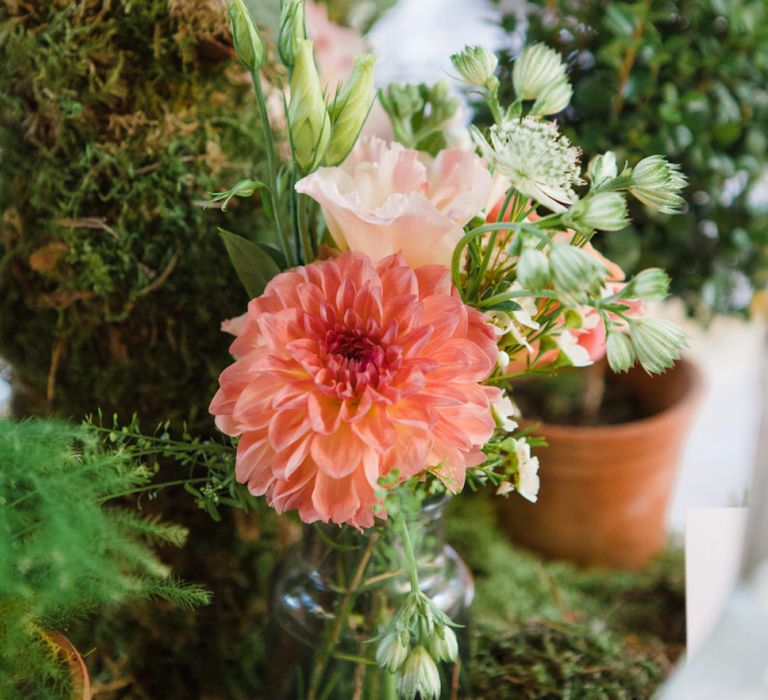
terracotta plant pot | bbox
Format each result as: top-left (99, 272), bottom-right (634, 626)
top-left (499, 358), bottom-right (704, 569)
top-left (42, 630), bottom-right (91, 700)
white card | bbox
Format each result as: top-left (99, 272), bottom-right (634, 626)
top-left (686, 507), bottom-right (748, 659)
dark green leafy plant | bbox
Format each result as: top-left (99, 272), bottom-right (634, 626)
top-left (0, 418), bottom-right (209, 699)
top-left (0, 0), bottom-right (267, 425)
top-left (496, 0), bottom-right (768, 320)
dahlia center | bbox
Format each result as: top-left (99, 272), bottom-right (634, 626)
top-left (322, 326), bottom-right (399, 391)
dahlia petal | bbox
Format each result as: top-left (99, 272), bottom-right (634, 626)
top-left (312, 470), bottom-right (361, 524)
top-left (272, 433), bottom-right (313, 480)
top-left (268, 409), bottom-right (311, 452)
top-left (310, 425), bottom-right (365, 478)
top-left (308, 392), bottom-right (342, 435)
top-left (350, 406), bottom-right (397, 452)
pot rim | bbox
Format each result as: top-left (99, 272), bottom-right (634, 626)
top-left (520, 356), bottom-right (706, 439)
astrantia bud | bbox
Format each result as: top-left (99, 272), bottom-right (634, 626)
top-left (278, 0), bottom-right (307, 68)
top-left (549, 243), bottom-right (606, 297)
top-left (565, 192), bottom-right (629, 233)
top-left (630, 317), bottom-right (688, 374)
top-left (587, 152), bottom-right (618, 187)
top-left (397, 647), bottom-right (441, 700)
top-left (288, 39), bottom-right (331, 172)
top-left (625, 268), bottom-right (670, 300)
top-left (629, 155), bottom-right (687, 214)
top-left (325, 54), bottom-right (376, 166)
top-left (428, 625), bottom-right (459, 663)
top-left (229, 0), bottom-right (265, 73)
top-left (517, 248), bottom-right (550, 289)
top-left (376, 630), bottom-right (410, 673)
top-left (451, 45), bottom-right (499, 88)
top-left (512, 43), bottom-right (568, 102)
top-left (531, 78), bottom-right (572, 116)
top-left (606, 331), bottom-right (636, 373)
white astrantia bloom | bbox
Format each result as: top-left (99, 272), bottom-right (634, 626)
top-left (512, 43), bottom-right (568, 102)
top-left (513, 439), bottom-right (541, 502)
top-left (397, 646), bottom-right (441, 700)
top-left (472, 118), bottom-right (583, 212)
top-left (531, 78), bottom-right (573, 116)
top-left (629, 155), bottom-right (687, 214)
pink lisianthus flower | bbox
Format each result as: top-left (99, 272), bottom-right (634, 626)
top-left (296, 136), bottom-right (492, 269)
top-left (210, 251), bottom-right (500, 528)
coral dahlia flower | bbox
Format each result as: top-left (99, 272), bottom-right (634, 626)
top-left (210, 251), bottom-right (499, 528)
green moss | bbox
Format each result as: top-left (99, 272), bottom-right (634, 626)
top-left (0, 0), bottom-right (268, 427)
top-left (447, 495), bottom-right (684, 699)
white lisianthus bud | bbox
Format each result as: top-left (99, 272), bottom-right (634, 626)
top-left (629, 155), bottom-right (687, 214)
top-left (606, 331), bottom-right (636, 373)
top-left (428, 625), bottom-right (459, 663)
top-left (397, 647), bottom-right (441, 700)
top-left (517, 248), bottom-right (551, 289)
top-left (549, 243), bottom-right (606, 296)
top-left (229, 0), bottom-right (265, 73)
top-left (564, 192), bottom-right (629, 233)
top-left (451, 45), bottom-right (499, 88)
top-left (531, 78), bottom-right (572, 116)
top-left (587, 152), bottom-right (618, 187)
top-left (625, 268), bottom-right (670, 300)
top-left (375, 630), bottom-right (410, 673)
top-left (288, 39), bottom-right (331, 172)
top-left (325, 54), bottom-right (376, 166)
top-left (630, 317), bottom-right (689, 374)
top-left (512, 43), bottom-right (568, 102)
top-left (278, 0), bottom-right (307, 68)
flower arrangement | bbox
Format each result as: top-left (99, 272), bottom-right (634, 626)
top-left (210, 3), bottom-right (688, 697)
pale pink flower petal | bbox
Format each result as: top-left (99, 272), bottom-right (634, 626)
top-left (296, 137), bottom-right (492, 269)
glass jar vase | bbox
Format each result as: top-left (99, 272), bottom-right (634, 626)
top-left (267, 497), bottom-right (473, 699)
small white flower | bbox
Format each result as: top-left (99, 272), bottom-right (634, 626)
top-left (496, 481), bottom-right (515, 496)
top-left (556, 329), bottom-right (593, 367)
top-left (428, 625), bottom-right (459, 663)
top-left (451, 45), bottom-right (499, 88)
top-left (629, 155), bottom-right (687, 214)
top-left (472, 118), bottom-right (583, 212)
top-left (531, 78), bottom-right (573, 116)
top-left (376, 630), bottom-right (410, 673)
top-left (513, 439), bottom-right (540, 503)
top-left (497, 350), bottom-right (511, 370)
top-left (397, 647), bottom-right (441, 700)
top-left (512, 43), bottom-right (569, 102)
top-left (587, 151), bottom-right (618, 186)
top-left (485, 309), bottom-right (514, 337)
top-left (564, 191), bottom-right (629, 232)
top-left (492, 392), bottom-right (520, 432)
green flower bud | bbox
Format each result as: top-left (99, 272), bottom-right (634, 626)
top-left (625, 268), bottom-right (670, 300)
top-left (428, 625), bottom-right (459, 663)
top-left (606, 331), bottom-right (636, 373)
top-left (530, 77), bottom-right (572, 116)
top-left (450, 45), bottom-right (499, 88)
top-left (375, 630), bottom-right (409, 673)
top-left (565, 192), bottom-right (629, 233)
top-left (587, 152), bottom-right (618, 187)
top-left (517, 248), bottom-right (551, 289)
top-left (325, 53), bottom-right (376, 166)
top-left (549, 243), bottom-right (606, 297)
top-left (229, 0), bottom-right (265, 73)
top-left (630, 317), bottom-right (689, 374)
top-left (278, 0), bottom-right (307, 68)
top-left (629, 155), bottom-right (687, 214)
top-left (397, 647), bottom-right (441, 700)
top-left (512, 43), bottom-right (568, 102)
top-left (288, 39), bottom-right (331, 172)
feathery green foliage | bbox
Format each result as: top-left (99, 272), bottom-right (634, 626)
top-left (0, 418), bottom-right (210, 699)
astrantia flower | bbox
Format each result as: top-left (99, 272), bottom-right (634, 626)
top-left (210, 252), bottom-right (500, 528)
top-left (472, 118), bottom-right (582, 212)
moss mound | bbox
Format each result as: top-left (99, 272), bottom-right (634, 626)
top-left (0, 0), bottom-right (266, 426)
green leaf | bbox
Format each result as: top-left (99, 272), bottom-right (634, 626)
top-left (218, 228), bottom-right (282, 298)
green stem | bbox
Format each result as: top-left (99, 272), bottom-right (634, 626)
top-left (252, 73), bottom-right (292, 266)
top-left (394, 508), bottom-right (420, 593)
top-left (98, 477), bottom-right (211, 504)
top-left (297, 191), bottom-right (315, 263)
top-left (307, 532), bottom-right (380, 700)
